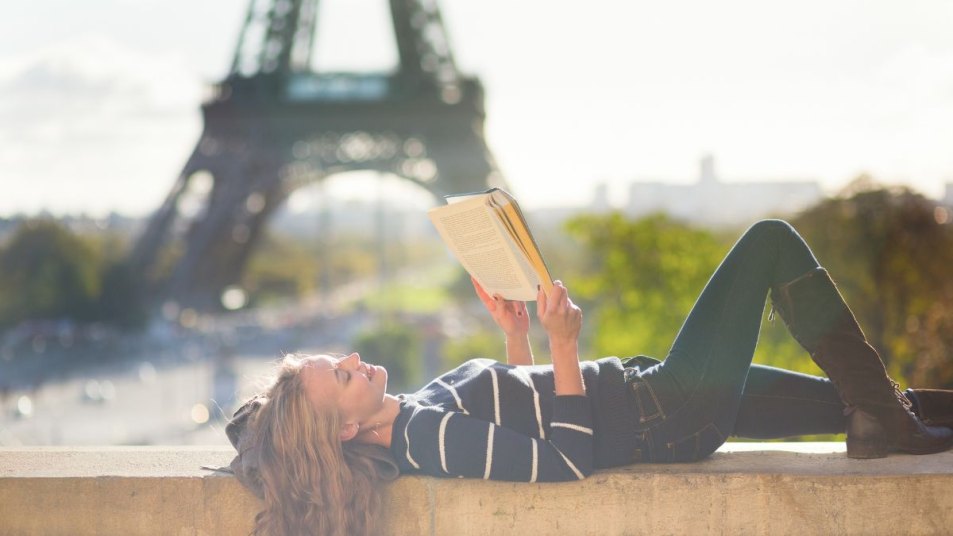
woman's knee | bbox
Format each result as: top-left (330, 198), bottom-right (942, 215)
top-left (745, 219), bottom-right (795, 238)
top-left (740, 219), bottom-right (805, 251)
top-left (743, 219), bottom-right (819, 278)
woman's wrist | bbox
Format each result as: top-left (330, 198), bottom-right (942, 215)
top-left (505, 329), bottom-right (530, 344)
top-left (548, 337), bottom-right (578, 356)
top-left (550, 339), bottom-right (584, 395)
top-left (504, 328), bottom-right (529, 339)
top-left (505, 333), bottom-right (533, 365)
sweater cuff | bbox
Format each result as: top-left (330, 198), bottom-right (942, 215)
top-left (552, 395), bottom-right (593, 427)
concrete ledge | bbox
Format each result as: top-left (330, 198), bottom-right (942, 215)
top-left (3, 443), bottom-right (953, 535)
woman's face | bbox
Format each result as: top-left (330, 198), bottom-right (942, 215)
top-left (301, 353), bottom-right (388, 426)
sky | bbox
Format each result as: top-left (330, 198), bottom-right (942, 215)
top-left (2, 0), bottom-right (953, 216)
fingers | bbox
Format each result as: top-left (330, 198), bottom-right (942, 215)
top-left (548, 281), bottom-right (568, 313)
top-left (471, 277), bottom-right (497, 311)
top-left (471, 276), bottom-right (489, 302)
top-left (504, 298), bottom-right (528, 317)
top-left (537, 284), bottom-right (547, 319)
top-left (539, 281), bottom-right (572, 318)
top-left (537, 280), bottom-right (562, 315)
top-left (537, 280), bottom-right (582, 342)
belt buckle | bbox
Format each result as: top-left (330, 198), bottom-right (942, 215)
top-left (623, 367), bottom-right (639, 382)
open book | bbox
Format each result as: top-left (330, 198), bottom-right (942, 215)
top-left (428, 188), bottom-right (554, 301)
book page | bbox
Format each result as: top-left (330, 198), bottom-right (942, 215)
top-left (428, 198), bottom-right (538, 301)
top-left (488, 190), bottom-right (554, 294)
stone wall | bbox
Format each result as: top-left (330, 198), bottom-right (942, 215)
top-left (2, 443), bottom-right (952, 535)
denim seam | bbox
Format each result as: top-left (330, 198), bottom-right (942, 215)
top-left (666, 422), bottom-right (726, 462)
top-left (742, 393), bottom-right (843, 407)
top-left (630, 380), bottom-right (665, 424)
top-left (640, 380), bottom-right (666, 422)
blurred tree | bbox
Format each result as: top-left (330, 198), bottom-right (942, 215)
top-left (352, 321), bottom-right (422, 392)
top-left (563, 181), bottom-right (953, 390)
top-left (96, 259), bottom-right (148, 329)
top-left (0, 220), bottom-right (149, 332)
top-left (84, 228), bottom-right (148, 329)
top-left (790, 177), bottom-right (953, 388)
top-left (442, 329), bottom-right (506, 370)
top-left (0, 220), bottom-right (101, 328)
top-left (564, 213), bottom-right (726, 359)
top-left (242, 232), bottom-right (318, 305)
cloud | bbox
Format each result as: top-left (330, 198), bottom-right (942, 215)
top-left (0, 34), bottom-right (203, 216)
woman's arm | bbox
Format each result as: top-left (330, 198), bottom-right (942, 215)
top-left (537, 281), bottom-right (584, 396)
top-left (504, 333), bottom-right (534, 366)
top-left (472, 277), bottom-right (534, 365)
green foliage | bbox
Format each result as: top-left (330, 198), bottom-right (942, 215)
top-left (96, 260), bottom-right (149, 329)
top-left (242, 233), bottom-right (318, 305)
top-left (0, 220), bottom-right (102, 327)
top-left (790, 179), bottom-right (953, 387)
top-left (353, 321), bottom-right (422, 392)
top-left (563, 181), bottom-right (953, 391)
top-left (442, 329), bottom-right (506, 370)
top-left (564, 213), bottom-right (727, 359)
top-left (0, 220), bottom-right (147, 331)
top-left (362, 284), bottom-right (450, 314)
top-left (750, 313), bottom-right (823, 375)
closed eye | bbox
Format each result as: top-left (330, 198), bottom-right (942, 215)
top-left (332, 367), bottom-right (350, 385)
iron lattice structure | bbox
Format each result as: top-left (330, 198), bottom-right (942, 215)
top-left (130, 0), bottom-right (504, 310)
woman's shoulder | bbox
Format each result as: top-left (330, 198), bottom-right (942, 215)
top-left (437, 357), bottom-right (499, 380)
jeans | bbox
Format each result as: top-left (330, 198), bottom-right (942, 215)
top-left (624, 220), bottom-right (847, 463)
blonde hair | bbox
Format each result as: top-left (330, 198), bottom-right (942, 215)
top-left (246, 354), bottom-right (387, 536)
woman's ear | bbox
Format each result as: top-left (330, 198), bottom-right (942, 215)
top-left (340, 422), bottom-right (359, 442)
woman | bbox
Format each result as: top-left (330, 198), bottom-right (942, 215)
top-left (227, 219), bottom-right (953, 536)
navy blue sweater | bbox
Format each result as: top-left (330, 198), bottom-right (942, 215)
top-left (389, 357), bottom-right (639, 482)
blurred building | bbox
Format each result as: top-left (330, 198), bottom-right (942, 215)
top-left (626, 155), bottom-right (822, 227)
top-left (945, 183), bottom-right (953, 207)
top-left (591, 182), bottom-right (611, 213)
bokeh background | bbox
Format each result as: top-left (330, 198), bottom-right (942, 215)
top-left (2, 0), bottom-right (952, 446)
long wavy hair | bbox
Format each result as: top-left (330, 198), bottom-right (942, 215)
top-left (246, 354), bottom-right (388, 536)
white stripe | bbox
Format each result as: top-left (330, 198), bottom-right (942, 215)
top-left (489, 367), bottom-right (500, 425)
top-left (554, 446), bottom-right (585, 480)
top-left (403, 406), bottom-right (421, 469)
top-left (435, 378), bottom-right (468, 414)
top-left (438, 412), bottom-right (452, 474)
top-left (530, 440), bottom-right (538, 483)
top-left (516, 368), bottom-right (544, 439)
top-left (483, 423), bottom-right (495, 479)
top-left (550, 422), bottom-right (594, 435)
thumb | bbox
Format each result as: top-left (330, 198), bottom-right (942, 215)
top-left (472, 277), bottom-right (493, 306)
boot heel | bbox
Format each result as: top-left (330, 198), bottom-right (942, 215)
top-left (846, 437), bottom-right (888, 459)
top-left (846, 408), bottom-right (889, 459)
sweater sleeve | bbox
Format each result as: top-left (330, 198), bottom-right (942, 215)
top-left (398, 395), bottom-right (594, 482)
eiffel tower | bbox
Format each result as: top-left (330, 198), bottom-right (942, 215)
top-left (130, 0), bottom-right (504, 311)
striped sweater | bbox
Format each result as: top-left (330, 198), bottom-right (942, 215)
top-left (389, 357), bottom-right (639, 482)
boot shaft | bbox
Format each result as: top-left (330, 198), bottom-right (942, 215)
top-left (772, 267), bottom-right (953, 457)
top-left (772, 268), bottom-right (900, 409)
top-left (770, 267), bottom-right (861, 351)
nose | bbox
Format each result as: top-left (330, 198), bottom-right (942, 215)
top-left (340, 352), bottom-right (361, 368)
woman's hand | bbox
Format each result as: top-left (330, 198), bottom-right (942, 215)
top-left (471, 277), bottom-right (530, 337)
top-left (472, 277), bottom-right (534, 365)
top-left (538, 280), bottom-right (585, 395)
top-left (536, 280), bottom-right (582, 346)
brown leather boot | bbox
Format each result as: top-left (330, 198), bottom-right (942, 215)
top-left (905, 389), bottom-right (953, 428)
top-left (771, 267), bottom-right (953, 459)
